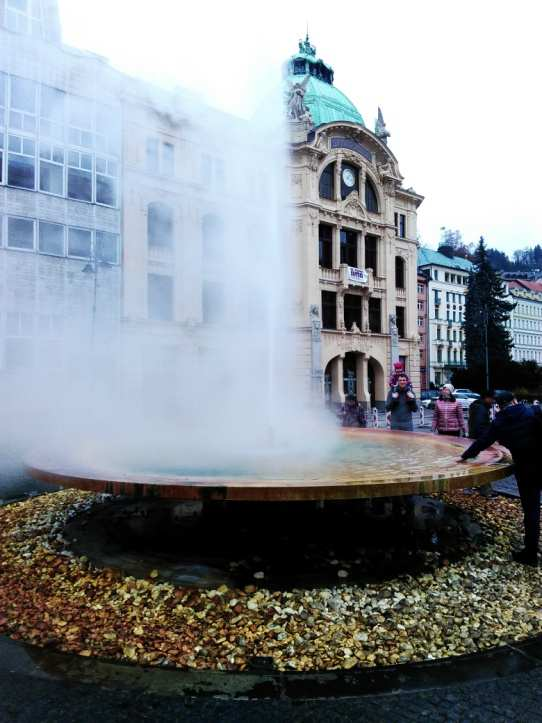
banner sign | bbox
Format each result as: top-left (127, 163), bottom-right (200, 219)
top-left (347, 267), bottom-right (369, 286)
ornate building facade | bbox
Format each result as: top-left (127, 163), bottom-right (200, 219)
top-left (286, 37), bottom-right (423, 408)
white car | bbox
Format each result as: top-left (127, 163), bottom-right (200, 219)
top-left (455, 392), bottom-right (475, 410)
top-left (455, 389), bottom-right (480, 399)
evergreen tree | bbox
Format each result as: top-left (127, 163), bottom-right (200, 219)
top-left (464, 237), bottom-right (515, 386)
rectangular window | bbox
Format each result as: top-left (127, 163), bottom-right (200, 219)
top-left (96, 231), bottom-right (119, 264)
top-left (39, 142), bottom-right (64, 195)
top-left (445, 273), bottom-right (449, 282)
top-left (40, 85), bottom-right (65, 140)
top-left (365, 235), bottom-right (378, 273)
top-left (434, 269), bottom-right (439, 280)
top-left (95, 156), bottom-right (117, 206)
top-left (321, 290), bottom-right (337, 330)
top-left (369, 297), bottom-right (381, 333)
top-left (5, 0), bottom-right (42, 36)
top-left (399, 214), bottom-right (406, 238)
top-left (7, 216), bottom-right (34, 250)
top-left (95, 104), bottom-right (120, 155)
top-left (437, 326), bottom-right (441, 340)
top-left (7, 134), bottom-right (35, 189)
top-left (68, 226), bottom-right (91, 258)
top-left (340, 229), bottom-right (357, 267)
top-left (0, 72), bottom-right (6, 127)
top-left (162, 142), bottom-right (174, 177)
top-left (396, 306), bottom-right (405, 338)
top-left (148, 273), bottom-right (174, 322)
top-left (38, 221), bottom-right (64, 256)
top-left (0, 134), bottom-right (4, 184)
top-left (67, 150), bottom-right (92, 201)
top-left (202, 281), bottom-right (225, 324)
top-left (437, 347), bottom-right (442, 363)
top-left (319, 224), bottom-right (333, 269)
top-left (9, 76), bottom-right (36, 132)
top-left (344, 294), bottom-right (362, 331)
top-left (146, 137), bottom-right (159, 173)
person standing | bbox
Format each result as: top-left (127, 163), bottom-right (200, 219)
top-left (432, 384), bottom-right (466, 437)
top-left (459, 392), bottom-right (542, 566)
top-left (386, 373), bottom-right (418, 431)
top-left (468, 390), bottom-right (495, 439)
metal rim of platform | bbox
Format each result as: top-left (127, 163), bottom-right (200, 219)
top-left (25, 430), bottom-right (512, 502)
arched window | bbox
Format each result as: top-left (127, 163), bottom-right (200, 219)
top-left (395, 256), bottom-right (405, 289)
top-left (148, 202), bottom-right (173, 249)
top-left (365, 177), bottom-right (379, 213)
top-left (319, 162), bottom-right (335, 200)
top-left (202, 214), bottom-right (224, 258)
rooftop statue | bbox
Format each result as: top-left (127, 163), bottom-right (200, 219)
top-left (375, 107), bottom-right (391, 144)
top-left (286, 75), bottom-right (312, 123)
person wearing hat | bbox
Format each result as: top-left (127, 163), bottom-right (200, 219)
top-left (432, 384), bottom-right (466, 436)
top-left (386, 373), bottom-right (418, 431)
top-left (459, 392), bottom-right (542, 566)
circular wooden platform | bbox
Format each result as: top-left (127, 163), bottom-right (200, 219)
top-left (26, 430), bottom-right (512, 502)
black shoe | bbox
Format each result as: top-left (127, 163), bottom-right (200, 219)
top-left (512, 549), bottom-right (538, 567)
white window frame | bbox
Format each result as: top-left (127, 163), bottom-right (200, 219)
top-left (38, 220), bottom-right (66, 257)
top-left (67, 148), bottom-right (93, 203)
top-left (39, 141), bottom-right (65, 196)
top-left (7, 133), bottom-right (36, 190)
top-left (95, 155), bottom-right (118, 208)
top-left (6, 214), bottom-right (35, 252)
top-left (67, 225), bottom-right (93, 260)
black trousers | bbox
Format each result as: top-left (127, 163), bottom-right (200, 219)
top-left (515, 463), bottom-right (542, 554)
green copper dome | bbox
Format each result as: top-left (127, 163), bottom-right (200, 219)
top-left (285, 36), bottom-right (364, 128)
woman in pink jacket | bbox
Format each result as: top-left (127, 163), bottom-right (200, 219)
top-left (432, 384), bottom-right (466, 436)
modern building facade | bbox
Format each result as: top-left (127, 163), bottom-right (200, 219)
top-left (417, 247), bottom-right (472, 387)
top-left (0, 0), bottom-right (123, 371)
top-left (505, 279), bottom-right (542, 365)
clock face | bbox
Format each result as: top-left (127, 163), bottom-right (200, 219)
top-left (342, 167), bottom-right (356, 188)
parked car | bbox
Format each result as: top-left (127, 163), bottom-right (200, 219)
top-left (455, 392), bottom-right (476, 410)
top-left (420, 390), bottom-right (439, 409)
top-left (455, 389), bottom-right (480, 399)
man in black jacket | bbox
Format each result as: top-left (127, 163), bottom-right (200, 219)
top-left (459, 392), bottom-right (541, 566)
top-left (468, 390), bottom-right (495, 439)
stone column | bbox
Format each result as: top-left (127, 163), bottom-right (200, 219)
top-left (359, 231), bottom-right (365, 271)
top-left (361, 292), bottom-right (369, 332)
top-left (337, 290), bottom-right (345, 331)
top-left (334, 158), bottom-right (342, 202)
top-left (359, 166), bottom-right (366, 206)
top-left (357, 353), bottom-right (370, 404)
top-left (332, 225), bottom-right (341, 269)
top-left (332, 355), bottom-right (344, 403)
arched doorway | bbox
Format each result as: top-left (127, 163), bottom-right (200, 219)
top-left (368, 357), bottom-right (386, 410)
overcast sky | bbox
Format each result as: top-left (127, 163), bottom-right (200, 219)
top-left (58, 0), bottom-right (541, 254)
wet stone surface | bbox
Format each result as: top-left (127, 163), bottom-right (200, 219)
top-left (63, 496), bottom-right (484, 589)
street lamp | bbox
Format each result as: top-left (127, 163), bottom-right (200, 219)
top-left (477, 306), bottom-right (490, 391)
top-left (81, 258), bottom-right (112, 349)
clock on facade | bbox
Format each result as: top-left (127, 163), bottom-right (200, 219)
top-left (342, 167), bottom-right (356, 188)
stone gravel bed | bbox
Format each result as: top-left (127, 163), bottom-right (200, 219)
top-left (0, 489), bottom-right (540, 672)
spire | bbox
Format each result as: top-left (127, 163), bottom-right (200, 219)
top-left (374, 107), bottom-right (390, 144)
top-left (298, 32), bottom-right (316, 57)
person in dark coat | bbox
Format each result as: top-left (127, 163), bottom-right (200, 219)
top-left (459, 392), bottom-right (542, 566)
top-left (386, 374), bottom-right (418, 431)
top-left (468, 390), bottom-right (495, 439)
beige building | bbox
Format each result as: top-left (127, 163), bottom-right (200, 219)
top-left (286, 37), bottom-right (423, 408)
